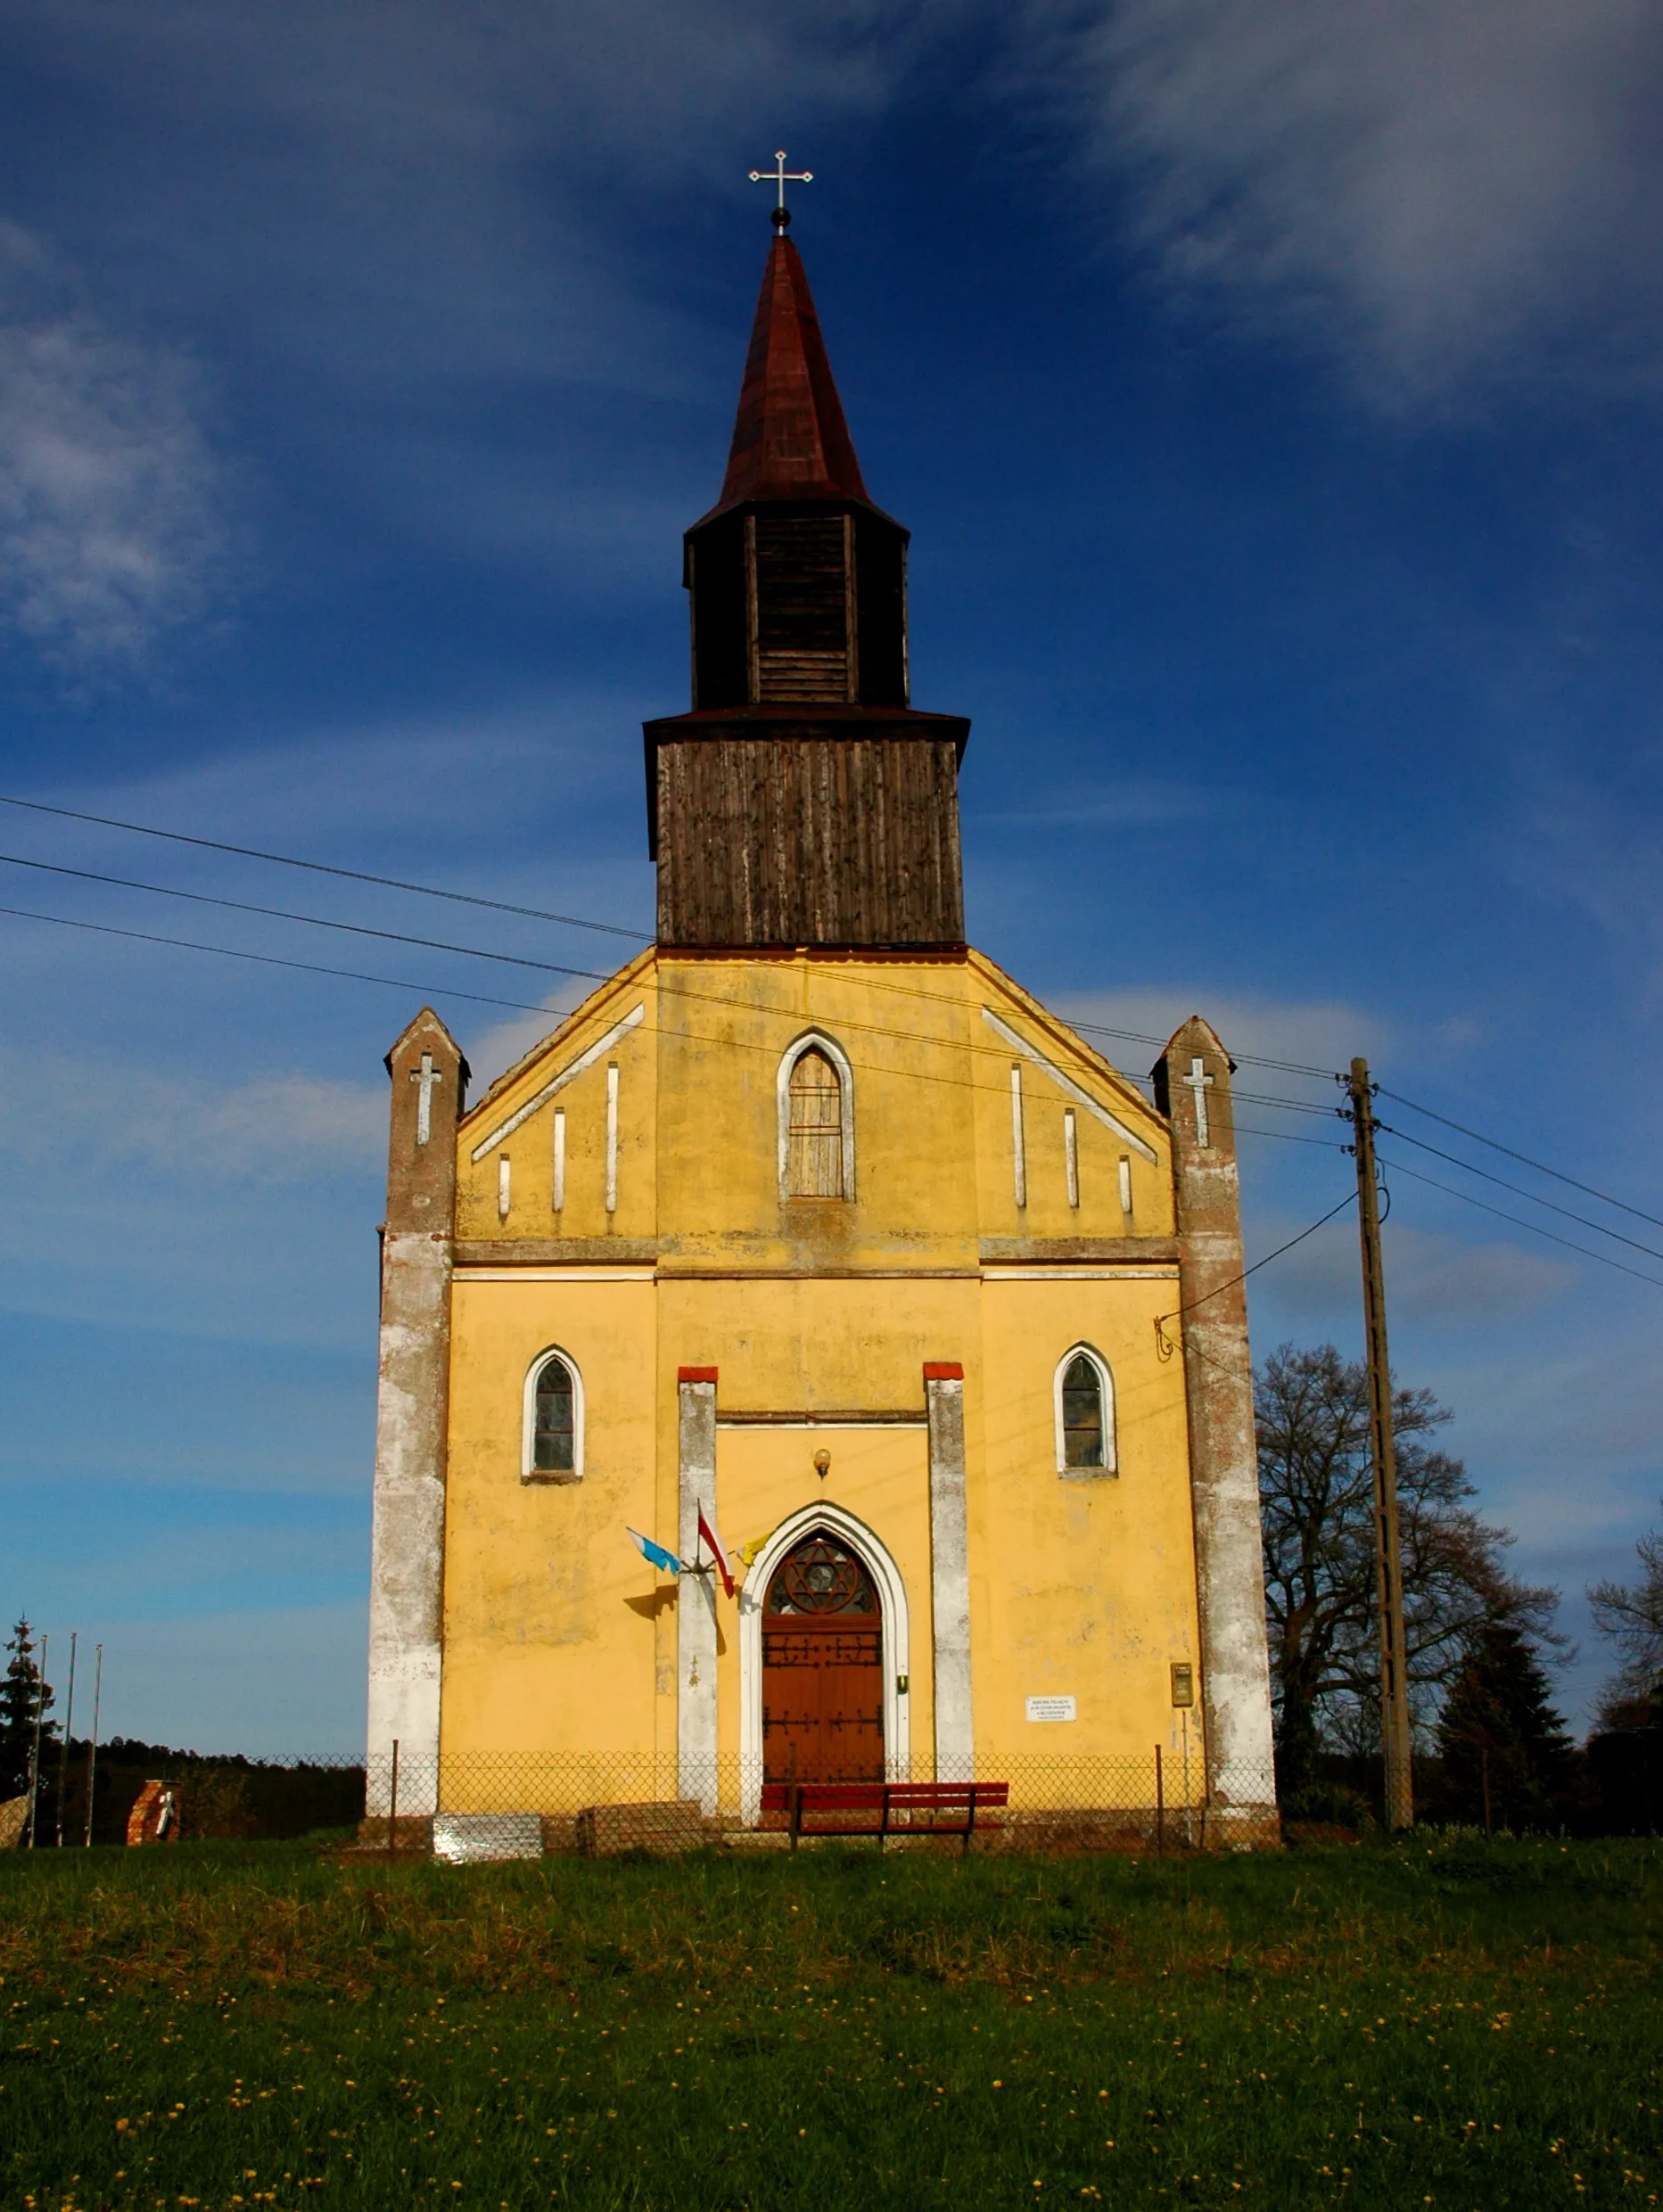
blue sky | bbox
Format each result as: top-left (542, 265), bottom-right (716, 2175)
top-left (3, 0), bottom-right (1662, 1751)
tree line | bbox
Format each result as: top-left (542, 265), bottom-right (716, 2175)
top-left (1258, 1341), bottom-right (1662, 1830)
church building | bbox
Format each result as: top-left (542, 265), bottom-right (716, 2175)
top-left (366, 215), bottom-right (1279, 1840)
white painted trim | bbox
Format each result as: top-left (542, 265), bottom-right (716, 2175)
top-left (983, 1264), bottom-right (1179, 1281)
top-left (522, 1345), bottom-right (585, 1478)
top-left (716, 1417), bottom-right (929, 1430)
top-left (678, 1378), bottom-right (720, 1813)
top-left (1118, 1154), bottom-right (1133, 1217)
top-left (605, 1064), bottom-right (619, 1214)
top-left (737, 1501), bottom-right (912, 1824)
top-left (981, 1007), bottom-right (1159, 1161)
top-left (926, 1374), bottom-right (975, 1777)
top-left (497, 1155), bottom-right (512, 1221)
top-left (1009, 1065), bottom-right (1026, 1208)
top-left (456, 1265), bottom-right (654, 1283)
top-left (1054, 1342), bottom-right (1117, 1476)
top-left (776, 1029), bottom-right (856, 1202)
top-left (469, 1003), bottom-right (645, 1162)
top-left (552, 1109), bottom-right (565, 1213)
top-left (1064, 1108), bottom-right (1079, 1208)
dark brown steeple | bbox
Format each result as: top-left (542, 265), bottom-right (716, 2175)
top-left (646, 235), bottom-right (968, 951)
top-left (717, 238), bottom-right (869, 507)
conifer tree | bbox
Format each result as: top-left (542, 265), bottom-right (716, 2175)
top-left (1434, 1619), bottom-right (1573, 1830)
top-left (0, 1619), bottom-right (56, 1801)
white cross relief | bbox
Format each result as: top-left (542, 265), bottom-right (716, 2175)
top-left (1182, 1055), bottom-right (1214, 1147)
top-left (748, 150), bottom-right (812, 210)
top-left (410, 1051), bottom-right (443, 1147)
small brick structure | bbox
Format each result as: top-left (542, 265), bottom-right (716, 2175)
top-left (126, 1780), bottom-right (179, 1846)
top-left (576, 1799), bottom-right (705, 1858)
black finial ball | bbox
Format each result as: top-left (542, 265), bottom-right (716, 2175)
top-left (771, 204), bottom-right (791, 231)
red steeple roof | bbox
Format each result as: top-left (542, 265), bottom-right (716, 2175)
top-left (716, 237), bottom-right (869, 507)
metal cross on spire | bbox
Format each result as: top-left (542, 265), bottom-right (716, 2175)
top-left (748, 149), bottom-right (812, 232)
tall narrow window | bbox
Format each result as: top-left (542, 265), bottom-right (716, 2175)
top-left (1055, 1346), bottom-right (1116, 1476)
top-left (787, 1048), bottom-right (845, 1197)
top-left (524, 1350), bottom-right (582, 1481)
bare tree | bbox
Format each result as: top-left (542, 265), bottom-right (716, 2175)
top-left (1256, 1344), bottom-right (1559, 1793)
top-left (1588, 1508), bottom-right (1663, 1727)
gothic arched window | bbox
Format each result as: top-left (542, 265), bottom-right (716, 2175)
top-left (523, 1349), bottom-right (583, 1482)
top-left (778, 1034), bottom-right (854, 1200)
top-left (1055, 1345), bottom-right (1116, 1476)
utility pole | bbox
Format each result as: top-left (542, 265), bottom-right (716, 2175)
top-left (1346, 1058), bottom-right (1414, 1830)
top-left (84, 1644), bottom-right (103, 1847)
top-left (55, 1631), bottom-right (77, 1847)
top-left (27, 1631), bottom-right (46, 1848)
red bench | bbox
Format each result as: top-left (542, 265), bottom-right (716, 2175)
top-left (759, 1779), bottom-right (1009, 1854)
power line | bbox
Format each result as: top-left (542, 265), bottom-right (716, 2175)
top-left (1373, 1118), bottom-right (1663, 1267)
top-left (1375, 1149), bottom-right (1663, 1291)
top-left (1156, 1190), bottom-right (1358, 1355)
top-left (0, 902), bottom-right (564, 1017)
top-left (0, 850), bottom-right (600, 980)
top-left (0, 850), bottom-right (1255, 1110)
top-left (0, 899), bottom-right (1152, 1110)
top-left (1065, 1018), bottom-right (1337, 1081)
top-left (18, 875), bottom-right (1657, 1304)
top-left (0, 790), bottom-right (648, 941)
top-left (0, 785), bottom-right (1350, 1080)
top-left (1379, 1082), bottom-right (1663, 1236)
top-left (1234, 1123), bottom-right (1348, 1149)
top-left (1230, 1087), bottom-right (1346, 1118)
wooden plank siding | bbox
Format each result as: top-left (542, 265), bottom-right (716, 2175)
top-left (654, 734), bottom-right (966, 948)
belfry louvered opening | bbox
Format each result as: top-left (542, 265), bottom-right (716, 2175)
top-left (752, 512), bottom-right (852, 702)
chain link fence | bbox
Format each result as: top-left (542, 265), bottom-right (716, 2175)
top-left (9, 1746), bottom-right (1287, 1854)
top-left (354, 1751), bottom-right (1280, 1860)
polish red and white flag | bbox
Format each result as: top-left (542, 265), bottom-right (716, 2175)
top-left (696, 1505), bottom-right (735, 1599)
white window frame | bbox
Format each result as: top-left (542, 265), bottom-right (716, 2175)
top-left (522, 1344), bottom-right (585, 1482)
top-left (776, 1030), bottom-right (856, 1202)
top-left (1054, 1343), bottom-right (1116, 1477)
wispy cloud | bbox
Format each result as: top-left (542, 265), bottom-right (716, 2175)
top-left (0, 1048), bottom-right (382, 1180)
top-left (1267, 1215), bottom-right (1573, 1326)
top-left (0, 225), bottom-right (236, 673)
top-left (1035, 0), bottom-right (1663, 405)
top-left (1054, 984), bottom-right (1379, 1078)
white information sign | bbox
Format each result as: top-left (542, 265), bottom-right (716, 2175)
top-left (1025, 1694), bottom-right (1077, 1723)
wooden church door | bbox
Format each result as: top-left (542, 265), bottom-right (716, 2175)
top-left (762, 1531), bottom-right (885, 1783)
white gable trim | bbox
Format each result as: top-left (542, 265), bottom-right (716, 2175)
top-left (468, 1003), bottom-right (645, 1163)
top-left (980, 1007), bottom-right (1158, 1161)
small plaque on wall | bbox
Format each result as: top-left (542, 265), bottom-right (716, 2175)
top-left (1025, 1695), bottom-right (1077, 1723)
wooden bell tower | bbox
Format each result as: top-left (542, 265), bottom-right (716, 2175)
top-left (644, 235), bottom-right (970, 952)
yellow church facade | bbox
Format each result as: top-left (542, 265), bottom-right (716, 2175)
top-left (366, 225), bottom-right (1278, 1840)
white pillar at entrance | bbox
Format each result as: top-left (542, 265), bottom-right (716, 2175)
top-left (677, 1367), bottom-right (720, 1812)
top-left (925, 1361), bottom-right (974, 1780)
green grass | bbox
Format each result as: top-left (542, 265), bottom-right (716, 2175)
top-left (1, 1834), bottom-right (1659, 2209)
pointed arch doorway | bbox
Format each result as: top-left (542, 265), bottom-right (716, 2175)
top-left (739, 1501), bottom-right (910, 1821)
top-left (762, 1529), bottom-right (885, 1784)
